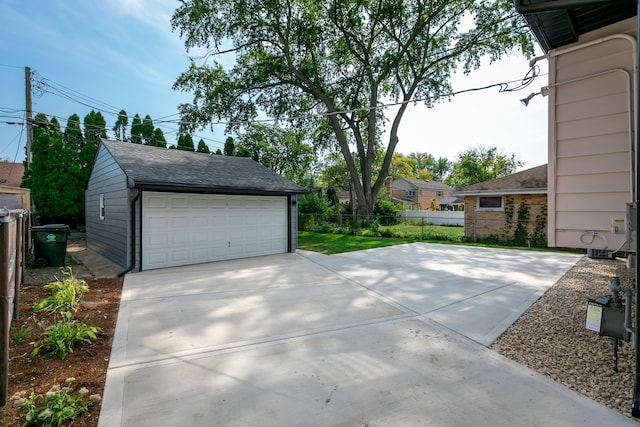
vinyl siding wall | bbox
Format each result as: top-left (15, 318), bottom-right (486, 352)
top-left (548, 17), bottom-right (636, 249)
top-left (85, 144), bottom-right (130, 269)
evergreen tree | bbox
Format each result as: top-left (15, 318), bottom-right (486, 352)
top-left (81, 110), bottom-right (106, 181)
top-left (142, 114), bottom-right (155, 145)
top-left (22, 114), bottom-right (84, 227)
top-left (63, 114), bottom-right (84, 153)
top-left (130, 114), bottom-right (143, 144)
top-left (176, 133), bottom-right (195, 151)
top-left (196, 139), bottom-right (210, 153)
top-left (223, 136), bottom-right (235, 156)
top-left (113, 109), bottom-right (129, 141)
top-left (151, 128), bottom-right (167, 148)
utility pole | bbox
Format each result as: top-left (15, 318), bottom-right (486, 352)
top-left (25, 66), bottom-right (32, 167)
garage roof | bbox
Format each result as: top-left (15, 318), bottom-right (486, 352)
top-left (101, 139), bottom-right (307, 195)
top-left (514, 0), bottom-right (637, 52)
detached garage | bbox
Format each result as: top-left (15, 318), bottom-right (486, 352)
top-left (85, 139), bottom-right (306, 273)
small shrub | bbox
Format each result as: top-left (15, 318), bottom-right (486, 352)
top-left (32, 267), bottom-right (88, 315)
top-left (12, 378), bottom-right (99, 427)
top-left (31, 312), bottom-right (102, 359)
top-left (13, 325), bottom-right (33, 345)
top-left (316, 223), bottom-right (335, 234)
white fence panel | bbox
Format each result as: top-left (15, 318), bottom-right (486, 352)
top-left (398, 210), bottom-right (464, 226)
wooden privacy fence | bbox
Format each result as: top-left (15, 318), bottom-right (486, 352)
top-left (0, 209), bottom-right (28, 407)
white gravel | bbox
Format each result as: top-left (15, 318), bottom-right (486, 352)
top-left (491, 256), bottom-right (637, 419)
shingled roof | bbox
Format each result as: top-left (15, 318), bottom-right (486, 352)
top-left (394, 177), bottom-right (452, 191)
top-left (452, 164), bottom-right (547, 196)
top-left (101, 139), bottom-right (306, 195)
top-left (0, 162), bottom-right (24, 187)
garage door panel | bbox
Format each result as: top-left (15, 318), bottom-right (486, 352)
top-left (142, 192), bottom-right (288, 270)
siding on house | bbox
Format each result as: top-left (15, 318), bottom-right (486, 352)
top-left (463, 194), bottom-right (547, 241)
top-left (391, 178), bottom-right (453, 209)
top-left (547, 17), bottom-right (636, 250)
top-left (85, 144), bottom-right (130, 269)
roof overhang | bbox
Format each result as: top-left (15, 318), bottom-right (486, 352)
top-left (452, 188), bottom-right (547, 197)
top-left (133, 182), bottom-right (308, 196)
top-left (514, 0), bottom-right (637, 52)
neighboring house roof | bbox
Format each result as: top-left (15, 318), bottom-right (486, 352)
top-left (515, 1), bottom-right (636, 53)
top-left (452, 164), bottom-right (547, 197)
top-left (101, 139), bottom-right (307, 195)
top-left (0, 162), bottom-right (24, 187)
top-left (439, 197), bottom-right (464, 205)
top-left (393, 177), bottom-right (452, 191)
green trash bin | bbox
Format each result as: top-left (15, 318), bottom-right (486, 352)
top-left (32, 224), bottom-right (70, 267)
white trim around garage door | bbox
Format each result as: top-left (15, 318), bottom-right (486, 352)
top-left (141, 192), bottom-right (288, 270)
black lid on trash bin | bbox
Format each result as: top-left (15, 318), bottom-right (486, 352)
top-left (31, 224), bottom-right (70, 230)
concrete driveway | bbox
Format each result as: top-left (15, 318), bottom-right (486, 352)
top-left (99, 243), bottom-right (636, 426)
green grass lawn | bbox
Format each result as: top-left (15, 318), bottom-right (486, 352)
top-left (297, 231), bottom-right (415, 254)
top-left (381, 222), bottom-right (464, 241)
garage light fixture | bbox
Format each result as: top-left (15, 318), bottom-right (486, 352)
top-left (520, 87), bottom-right (549, 106)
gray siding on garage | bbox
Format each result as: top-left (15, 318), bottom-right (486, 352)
top-left (86, 144), bottom-right (130, 269)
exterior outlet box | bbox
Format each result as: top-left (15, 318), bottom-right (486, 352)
top-left (611, 217), bottom-right (626, 234)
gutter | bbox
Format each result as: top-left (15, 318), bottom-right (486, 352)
top-left (452, 188), bottom-right (547, 197)
top-left (514, 0), bottom-right (633, 14)
top-left (117, 189), bottom-right (141, 277)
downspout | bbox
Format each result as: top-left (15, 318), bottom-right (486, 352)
top-left (118, 189), bottom-right (141, 277)
top-left (632, 2), bottom-right (640, 418)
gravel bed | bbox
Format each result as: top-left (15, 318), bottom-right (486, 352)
top-left (491, 256), bottom-right (637, 419)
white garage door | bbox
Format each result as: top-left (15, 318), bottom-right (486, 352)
top-left (142, 192), bottom-right (288, 270)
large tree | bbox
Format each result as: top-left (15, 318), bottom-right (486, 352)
top-left (444, 145), bottom-right (523, 189)
top-left (22, 114), bottom-right (84, 226)
top-left (171, 0), bottom-right (532, 216)
top-left (235, 124), bottom-right (315, 182)
top-left (130, 114), bottom-right (143, 144)
top-left (142, 114), bottom-right (155, 145)
top-left (196, 138), bottom-right (210, 153)
top-left (113, 109), bottom-right (129, 141)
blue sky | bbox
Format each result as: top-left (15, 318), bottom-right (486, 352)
top-left (0, 0), bottom-right (549, 169)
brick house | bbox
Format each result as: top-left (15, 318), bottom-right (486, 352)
top-left (391, 178), bottom-right (460, 210)
top-left (452, 165), bottom-right (547, 242)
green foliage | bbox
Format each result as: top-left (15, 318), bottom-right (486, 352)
top-left (374, 198), bottom-right (400, 225)
top-left (32, 267), bottom-right (88, 316)
top-left (113, 109), bottom-right (129, 141)
top-left (130, 114), bottom-right (143, 144)
top-left (22, 114), bottom-right (85, 227)
top-left (13, 378), bottom-right (97, 426)
top-left (444, 146), bottom-right (524, 189)
top-left (151, 128), bottom-right (168, 148)
top-left (531, 204), bottom-right (548, 247)
top-left (503, 195), bottom-right (515, 238)
top-left (236, 124), bottom-right (315, 183)
top-left (513, 200), bottom-right (530, 245)
top-left (171, 0), bottom-right (533, 217)
top-left (298, 192), bottom-right (330, 215)
top-left (31, 311), bottom-right (102, 359)
top-left (223, 136), bottom-right (235, 156)
top-left (12, 324), bottom-right (33, 345)
top-left (142, 114), bottom-right (155, 145)
top-left (196, 139), bottom-right (210, 153)
top-left (176, 133), bottom-right (195, 151)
